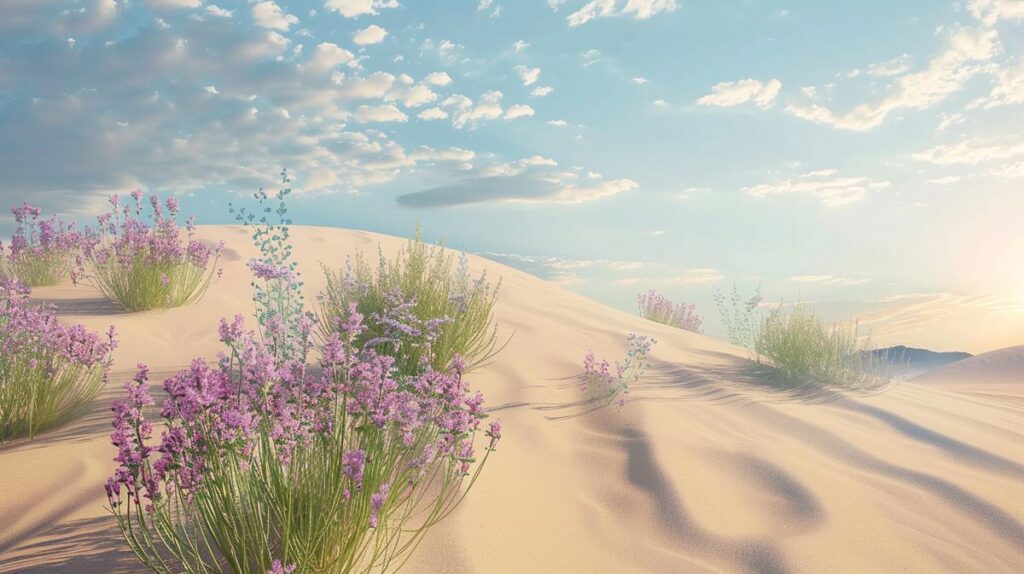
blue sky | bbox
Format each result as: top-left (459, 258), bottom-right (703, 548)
top-left (1, 0), bottom-right (1022, 352)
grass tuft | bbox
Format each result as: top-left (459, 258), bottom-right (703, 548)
top-left (0, 280), bottom-right (116, 441)
top-left (319, 228), bottom-right (500, 375)
top-left (753, 303), bottom-right (902, 390)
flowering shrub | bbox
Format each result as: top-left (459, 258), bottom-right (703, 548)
top-left (579, 334), bottom-right (656, 407)
top-left (713, 282), bottom-right (764, 348)
top-left (0, 280), bottom-right (116, 441)
top-left (85, 191), bottom-right (222, 311)
top-left (320, 228), bottom-right (499, 375)
top-left (5, 203), bottom-right (84, 287)
top-left (107, 172), bottom-right (501, 573)
top-left (637, 289), bottom-right (703, 333)
top-left (754, 304), bottom-right (900, 389)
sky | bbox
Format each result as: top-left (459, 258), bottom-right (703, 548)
top-left (1, 0), bottom-right (1022, 353)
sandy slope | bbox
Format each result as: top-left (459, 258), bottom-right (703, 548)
top-left (1, 225), bottom-right (1022, 574)
top-left (913, 346), bottom-right (1024, 397)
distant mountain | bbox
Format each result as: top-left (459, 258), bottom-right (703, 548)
top-left (863, 345), bottom-right (973, 378)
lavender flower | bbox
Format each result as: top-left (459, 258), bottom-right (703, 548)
top-left (637, 289), bottom-right (703, 333)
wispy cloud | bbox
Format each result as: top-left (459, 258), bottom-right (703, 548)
top-left (697, 79), bottom-right (782, 109)
top-left (744, 169), bottom-right (890, 207)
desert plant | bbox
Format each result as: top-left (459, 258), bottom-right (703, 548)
top-left (5, 203), bottom-right (83, 287)
top-left (753, 303), bottom-right (900, 389)
top-left (107, 172), bottom-right (501, 574)
top-left (319, 228), bottom-right (499, 375)
top-left (0, 280), bottom-right (116, 441)
top-left (85, 191), bottom-right (222, 311)
top-left (579, 334), bottom-right (656, 407)
top-left (713, 282), bottom-right (763, 348)
top-left (637, 289), bottom-right (703, 333)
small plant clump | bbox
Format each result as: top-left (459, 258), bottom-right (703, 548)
top-left (0, 279), bottom-right (117, 441)
top-left (753, 303), bottom-right (900, 390)
top-left (580, 334), bottom-right (657, 407)
top-left (85, 191), bottom-right (222, 311)
top-left (107, 172), bottom-right (501, 574)
top-left (5, 203), bottom-right (84, 287)
top-left (637, 289), bottom-right (703, 333)
top-left (320, 228), bottom-right (499, 375)
top-left (713, 282), bottom-right (764, 348)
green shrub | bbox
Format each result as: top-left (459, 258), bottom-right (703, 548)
top-left (753, 304), bottom-right (900, 389)
top-left (320, 230), bottom-right (500, 375)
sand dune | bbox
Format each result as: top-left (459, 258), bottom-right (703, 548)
top-left (913, 346), bottom-right (1024, 393)
top-left (1, 226), bottom-right (1022, 573)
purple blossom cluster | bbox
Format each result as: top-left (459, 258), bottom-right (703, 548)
top-left (580, 333), bottom-right (656, 407)
top-left (0, 279), bottom-right (117, 440)
top-left (85, 190), bottom-right (223, 310)
top-left (637, 289), bottom-right (704, 333)
top-left (4, 203), bottom-right (84, 286)
top-left (106, 307), bottom-right (495, 511)
top-left (107, 175), bottom-right (500, 572)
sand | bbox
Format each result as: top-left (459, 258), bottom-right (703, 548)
top-left (1, 225), bottom-right (1022, 573)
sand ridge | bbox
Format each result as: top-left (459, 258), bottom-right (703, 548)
top-left (1, 226), bottom-right (1022, 573)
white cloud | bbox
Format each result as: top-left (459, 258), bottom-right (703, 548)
top-left (417, 107), bottom-right (449, 120)
top-left (926, 175), bottom-right (962, 185)
top-left (515, 65), bottom-right (541, 86)
top-left (442, 91), bottom-right (510, 128)
top-left (936, 112), bottom-right (965, 134)
top-left (252, 1), bottom-right (298, 31)
top-left (424, 72), bottom-right (453, 86)
top-left (513, 40), bottom-right (530, 53)
top-left (581, 49), bottom-right (602, 67)
top-left (206, 5), bottom-right (234, 17)
top-left (403, 84), bottom-right (437, 108)
top-left (697, 78), bottom-right (782, 109)
top-left (148, 0), bottom-right (202, 8)
top-left (787, 275), bottom-right (871, 286)
top-left (354, 104), bottom-right (408, 123)
top-left (652, 99), bottom-right (669, 107)
top-left (744, 169), bottom-right (890, 207)
top-left (547, 119), bottom-right (568, 127)
top-left (970, 58), bottom-right (1024, 109)
top-left (567, 0), bottom-right (678, 27)
top-left (352, 24), bottom-right (388, 45)
top-left (786, 14), bottom-right (1002, 131)
top-left (912, 139), bottom-right (1024, 165)
top-left (866, 54), bottom-right (912, 77)
top-left (309, 42), bottom-right (355, 71)
top-left (668, 268), bottom-right (723, 285)
top-left (532, 86), bottom-right (554, 97)
top-left (504, 104), bottom-right (535, 120)
top-left (324, 0), bottom-right (401, 18)
top-left (632, 76), bottom-right (649, 85)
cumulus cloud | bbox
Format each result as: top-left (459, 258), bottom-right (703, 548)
top-left (324, 0), bottom-right (401, 18)
top-left (396, 160), bottom-right (637, 207)
top-left (354, 104), bottom-right (408, 122)
top-left (515, 65), bottom-right (541, 86)
top-left (424, 72), bottom-right (453, 86)
top-left (567, 0), bottom-right (678, 27)
top-left (308, 42), bottom-right (355, 71)
top-left (531, 86), bottom-right (554, 97)
top-left (251, 1), bottom-right (298, 31)
top-left (969, 58), bottom-right (1024, 109)
top-left (504, 104), bottom-right (535, 119)
top-left (206, 5), bottom-right (234, 17)
top-left (417, 107), bottom-right (449, 120)
top-left (697, 78), bottom-right (782, 109)
top-left (0, 5), bottom-right (529, 210)
top-left (744, 169), bottom-right (890, 207)
top-left (353, 24), bottom-right (388, 45)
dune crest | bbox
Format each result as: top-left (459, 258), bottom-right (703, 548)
top-left (1, 226), bottom-right (1022, 573)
